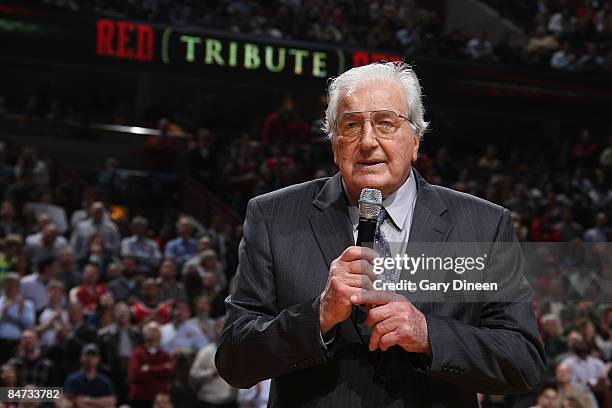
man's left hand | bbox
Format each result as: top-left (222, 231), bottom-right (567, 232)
top-left (352, 291), bottom-right (431, 354)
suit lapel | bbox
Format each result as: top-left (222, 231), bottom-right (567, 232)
top-left (308, 173), bottom-right (354, 269)
top-left (403, 170), bottom-right (453, 304)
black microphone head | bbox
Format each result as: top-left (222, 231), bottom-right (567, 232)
top-left (358, 188), bottom-right (382, 221)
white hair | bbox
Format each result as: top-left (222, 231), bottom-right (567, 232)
top-left (323, 61), bottom-right (429, 140)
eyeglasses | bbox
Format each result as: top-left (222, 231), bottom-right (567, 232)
top-left (335, 110), bottom-right (416, 141)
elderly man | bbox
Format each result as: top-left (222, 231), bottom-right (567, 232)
top-left (164, 216), bottom-right (198, 273)
top-left (215, 62), bottom-right (546, 407)
top-left (121, 216), bottom-right (162, 275)
top-left (24, 223), bottom-right (68, 267)
top-left (70, 201), bottom-right (121, 262)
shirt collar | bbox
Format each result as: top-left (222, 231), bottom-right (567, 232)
top-left (346, 169), bottom-right (417, 232)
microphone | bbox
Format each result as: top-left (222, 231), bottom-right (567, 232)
top-left (356, 188), bottom-right (383, 249)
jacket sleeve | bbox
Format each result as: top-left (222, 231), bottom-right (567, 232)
top-left (215, 198), bottom-right (327, 388)
top-left (415, 209), bottom-right (547, 394)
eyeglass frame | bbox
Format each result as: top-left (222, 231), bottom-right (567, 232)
top-left (333, 109), bottom-right (419, 141)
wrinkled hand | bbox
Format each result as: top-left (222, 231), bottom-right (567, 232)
top-left (352, 291), bottom-right (431, 354)
top-left (319, 246), bottom-right (378, 335)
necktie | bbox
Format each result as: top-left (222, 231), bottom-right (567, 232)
top-left (374, 208), bottom-right (395, 284)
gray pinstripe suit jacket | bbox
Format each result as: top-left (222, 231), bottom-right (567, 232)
top-left (216, 170), bottom-right (546, 407)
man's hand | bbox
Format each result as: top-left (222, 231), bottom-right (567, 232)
top-left (352, 291), bottom-right (431, 354)
top-left (319, 246), bottom-right (379, 335)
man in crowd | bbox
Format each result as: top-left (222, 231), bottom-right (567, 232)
top-left (129, 321), bottom-right (174, 408)
top-left (157, 259), bottom-right (187, 303)
top-left (160, 299), bottom-right (208, 355)
top-left (191, 317), bottom-right (237, 408)
top-left (35, 279), bottom-right (68, 350)
top-left (121, 216), bottom-right (162, 275)
top-left (164, 217), bottom-right (198, 273)
top-left (24, 222), bottom-right (68, 267)
top-left (0, 273), bottom-right (35, 363)
top-left (131, 278), bottom-right (172, 325)
top-left (71, 201), bottom-right (120, 262)
top-left (20, 256), bottom-right (60, 313)
top-left (7, 330), bottom-right (54, 386)
top-left (64, 343), bottom-right (116, 408)
top-left (98, 302), bottom-right (142, 405)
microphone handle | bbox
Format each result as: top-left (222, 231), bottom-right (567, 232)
top-left (356, 218), bottom-right (377, 249)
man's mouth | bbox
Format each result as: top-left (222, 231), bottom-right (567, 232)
top-left (356, 160), bottom-right (386, 167)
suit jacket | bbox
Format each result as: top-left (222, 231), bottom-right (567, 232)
top-left (97, 323), bottom-right (143, 376)
top-left (215, 170), bottom-right (546, 407)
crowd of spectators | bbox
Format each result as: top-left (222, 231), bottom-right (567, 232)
top-left (0, 140), bottom-right (272, 407)
top-left (31, 0), bottom-right (612, 74)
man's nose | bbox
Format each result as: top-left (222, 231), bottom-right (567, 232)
top-left (359, 120), bottom-right (379, 149)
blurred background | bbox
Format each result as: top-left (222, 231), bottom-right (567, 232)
top-left (0, 0), bottom-right (611, 407)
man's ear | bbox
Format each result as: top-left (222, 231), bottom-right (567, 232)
top-left (411, 135), bottom-right (420, 162)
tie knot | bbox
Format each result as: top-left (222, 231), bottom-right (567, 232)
top-left (377, 207), bottom-right (386, 225)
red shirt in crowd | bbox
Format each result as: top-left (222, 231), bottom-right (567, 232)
top-left (76, 283), bottom-right (109, 310)
top-left (131, 302), bottom-right (172, 325)
top-left (128, 346), bottom-right (174, 401)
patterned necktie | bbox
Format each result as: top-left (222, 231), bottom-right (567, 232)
top-left (374, 207), bottom-right (394, 284)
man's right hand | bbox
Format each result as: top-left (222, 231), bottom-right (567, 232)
top-left (319, 246), bottom-right (379, 335)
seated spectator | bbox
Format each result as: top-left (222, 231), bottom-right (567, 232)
top-left (7, 330), bottom-right (54, 386)
top-left (14, 145), bottom-right (49, 189)
top-left (0, 273), bottom-right (35, 362)
top-left (81, 234), bottom-right (114, 279)
top-left (577, 43), bottom-right (605, 71)
top-left (64, 343), bottom-right (116, 407)
top-left (74, 263), bottom-right (110, 313)
top-left (555, 362), bottom-right (593, 408)
top-left (26, 190), bottom-right (69, 234)
top-left (466, 31), bottom-right (494, 61)
top-left (551, 41), bottom-right (577, 71)
top-left (98, 302), bottom-right (143, 405)
top-left (131, 278), bottom-right (172, 325)
top-left (157, 259), bottom-right (187, 303)
top-left (164, 217), bottom-right (198, 273)
top-left (0, 234), bottom-right (23, 283)
top-left (70, 201), bottom-right (120, 262)
top-left (129, 321), bottom-right (174, 408)
top-left (50, 301), bottom-right (98, 378)
top-left (108, 260), bottom-right (143, 303)
top-left (541, 313), bottom-right (568, 363)
top-left (24, 223), bottom-right (68, 268)
top-left (0, 363), bottom-right (17, 388)
top-left (69, 191), bottom-right (110, 228)
top-left (584, 212), bottom-right (608, 242)
top-left (562, 335), bottom-right (606, 408)
top-left (35, 279), bottom-right (69, 349)
top-left (160, 299), bottom-right (208, 355)
top-left (20, 256), bottom-right (60, 313)
top-left (557, 207), bottom-right (584, 242)
top-left (531, 383), bottom-right (558, 408)
top-left (0, 201), bottom-right (23, 238)
top-left (121, 216), bottom-right (162, 275)
top-left (182, 235), bottom-right (214, 276)
top-left (57, 248), bottom-right (81, 292)
top-left (189, 295), bottom-right (216, 341)
top-left (183, 249), bottom-right (226, 300)
top-left (153, 392), bottom-right (175, 408)
top-left (525, 25), bottom-right (559, 64)
top-left (189, 317), bottom-right (238, 408)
